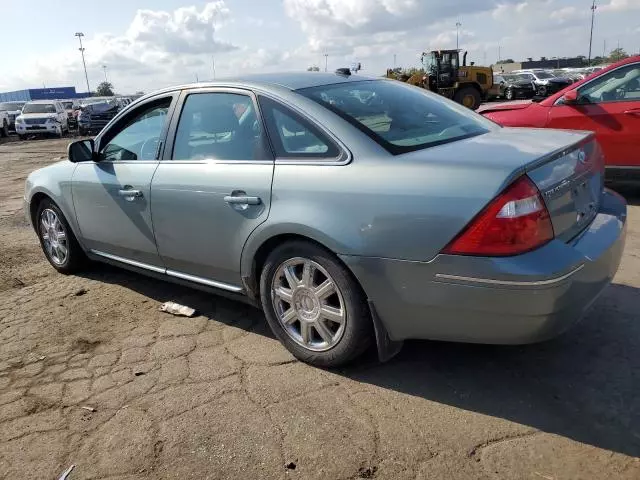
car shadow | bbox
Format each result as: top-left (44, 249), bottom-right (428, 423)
top-left (79, 265), bottom-right (640, 458)
top-left (341, 282), bottom-right (640, 458)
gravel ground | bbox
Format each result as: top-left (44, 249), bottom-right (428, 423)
top-left (1, 137), bottom-right (639, 480)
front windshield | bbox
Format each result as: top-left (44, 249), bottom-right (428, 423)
top-left (535, 72), bottom-right (554, 79)
top-left (0, 102), bottom-right (23, 111)
top-left (299, 80), bottom-right (495, 155)
top-left (421, 53), bottom-right (437, 71)
top-left (62, 101), bottom-right (74, 109)
top-left (22, 103), bottom-right (56, 114)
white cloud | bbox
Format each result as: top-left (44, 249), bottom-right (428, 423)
top-left (4, 2), bottom-right (238, 93)
top-left (600, 0), bottom-right (640, 12)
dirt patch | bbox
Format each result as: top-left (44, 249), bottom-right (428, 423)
top-left (1, 137), bottom-right (639, 479)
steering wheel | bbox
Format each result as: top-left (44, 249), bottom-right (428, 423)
top-left (139, 137), bottom-right (160, 160)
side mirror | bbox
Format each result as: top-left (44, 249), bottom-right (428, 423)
top-left (68, 139), bottom-right (97, 163)
top-left (562, 90), bottom-right (579, 104)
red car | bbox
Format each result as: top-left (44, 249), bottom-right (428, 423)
top-left (482, 56), bottom-right (640, 180)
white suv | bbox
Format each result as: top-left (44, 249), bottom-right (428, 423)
top-left (15, 100), bottom-right (69, 139)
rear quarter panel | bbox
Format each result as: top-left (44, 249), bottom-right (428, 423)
top-left (241, 125), bottom-right (591, 278)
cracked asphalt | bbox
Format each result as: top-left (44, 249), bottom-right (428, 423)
top-left (1, 137), bottom-right (639, 480)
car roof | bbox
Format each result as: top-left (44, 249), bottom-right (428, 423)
top-left (25, 100), bottom-right (59, 104)
top-left (150, 72), bottom-right (376, 97)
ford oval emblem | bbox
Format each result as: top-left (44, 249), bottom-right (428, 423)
top-left (577, 149), bottom-right (587, 164)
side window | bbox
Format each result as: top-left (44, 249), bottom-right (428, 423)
top-left (100, 99), bottom-right (171, 161)
top-left (172, 92), bottom-right (270, 161)
top-left (578, 64), bottom-right (640, 103)
top-left (258, 95), bottom-right (339, 159)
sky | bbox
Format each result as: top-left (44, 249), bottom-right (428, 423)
top-left (1, 0), bottom-right (639, 94)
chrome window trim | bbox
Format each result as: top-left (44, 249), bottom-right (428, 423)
top-left (434, 264), bottom-right (584, 287)
top-left (257, 92), bottom-right (353, 166)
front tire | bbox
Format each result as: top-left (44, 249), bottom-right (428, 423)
top-left (35, 199), bottom-right (86, 274)
top-left (454, 86), bottom-right (482, 110)
top-left (260, 241), bottom-right (373, 367)
top-left (505, 88), bottom-right (515, 101)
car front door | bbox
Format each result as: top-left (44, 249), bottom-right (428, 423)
top-left (150, 89), bottom-right (274, 289)
top-left (72, 94), bottom-right (177, 268)
top-left (546, 61), bottom-right (640, 168)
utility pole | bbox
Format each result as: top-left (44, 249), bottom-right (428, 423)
top-left (212, 56), bottom-right (216, 80)
top-left (75, 32), bottom-right (91, 94)
top-left (456, 22), bottom-right (462, 50)
top-left (588, 0), bottom-right (597, 66)
top-left (498, 46), bottom-right (501, 63)
top-left (603, 39), bottom-right (607, 60)
top-left (393, 54), bottom-right (396, 69)
top-left (324, 53), bottom-right (328, 72)
top-left (102, 65), bottom-right (108, 83)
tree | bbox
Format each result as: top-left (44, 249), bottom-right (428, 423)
top-left (95, 81), bottom-right (114, 96)
top-left (496, 59), bottom-right (515, 64)
top-left (608, 48), bottom-right (629, 62)
top-left (307, 66), bottom-right (320, 72)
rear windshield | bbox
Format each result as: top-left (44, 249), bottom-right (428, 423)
top-left (62, 101), bottom-right (74, 109)
top-left (22, 103), bottom-right (56, 114)
top-left (298, 80), bottom-right (494, 154)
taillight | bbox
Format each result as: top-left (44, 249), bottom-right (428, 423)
top-left (442, 176), bottom-right (554, 256)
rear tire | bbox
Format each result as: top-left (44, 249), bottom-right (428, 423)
top-left (454, 86), bottom-right (482, 110)
top-left (0, 121), bottom-right (8, 137)
top-left (35, 198), bottom-right (87, 274)
top-left (260, 241), bottom-right (373, 368)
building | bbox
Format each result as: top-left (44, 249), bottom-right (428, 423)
top-left (0, 87), bottom-right (87, 102)
top-left (492, 57), bottom-right (588, 74)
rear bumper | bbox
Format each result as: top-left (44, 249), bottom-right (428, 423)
top-left (341, 189), bottom-right (627, 344)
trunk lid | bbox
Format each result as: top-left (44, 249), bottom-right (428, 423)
top-left (527, 136), bottom-right (604, 241)
top-left (398, 126), bottom-right (603, 246)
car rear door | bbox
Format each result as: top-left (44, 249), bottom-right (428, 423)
top-left (150, 88), bottom-right (274, 290)
top-left (72, 93), bottom-right (178, 268)
top-left (546, 61), bottom-right (640, 168)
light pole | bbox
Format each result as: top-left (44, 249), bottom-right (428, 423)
top-left (393, 54), bottom-right (397, 69)
top-left (588, 0), bottom-right (597, 66)
top-left (102, 65), bottom-right (108, 83)
top-left (456, 22), bottom-right (462, 50)
top-left (324, 53), bottom-right (328, 72)
top-left (75, 32), bottom-right (91, 94)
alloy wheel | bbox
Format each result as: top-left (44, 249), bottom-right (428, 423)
top-left (271, 257), bottom-right (346, 352)
top-left (40, 208), bottom-right (68, 265)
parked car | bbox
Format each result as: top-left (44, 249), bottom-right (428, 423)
top-left (500, 74), bottom-right (537, 100)
top-left (15, 100), bottom-right (69, 139)
top-left (482, 56), bottom-right (640, 179)
top-left (513, 70), bottom-right (572, 96)
top-left (77, 99), bottom-right (120, 135)
top-left (0, 110), bottom-right (9, 137)
top-left (61, 100), bottom-right (80, 129)
top-left (24, 73), bottom-right (626, 366)
top-left (0, 101), bottom-right (25, 132)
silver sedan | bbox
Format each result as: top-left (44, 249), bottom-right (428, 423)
top-left (24, 72), bottom-right (627, 367)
